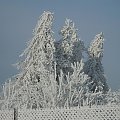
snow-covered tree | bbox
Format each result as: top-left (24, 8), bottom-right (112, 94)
top-left (0, 11), bottom-right (57, 110)
top-left (55, 19), bottom-right (85, 82)
top-left (69, 60), bottom-right (90, 107)
top-left (18, 11), bottom-right (57, 108)
top-left (56, 60), bottom-right (89, 108)
top-left (83, 32), bottom-right (109, 94)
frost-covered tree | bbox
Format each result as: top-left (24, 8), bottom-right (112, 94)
top-left (56, 60), bottom-right (89, 108)
top-left (83, 32), bottom-right (109, 94)
top-left (55, 19), bottom-right (85, 81)
top-left (0, 11), bottom-right (57, 109)
top-left (18, 11), bottom-right (57, 108)
top-left (69, 60), bottom-right (90, 107)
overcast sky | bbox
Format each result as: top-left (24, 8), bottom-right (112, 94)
top-left (0, 0), bottom-right (120, 90)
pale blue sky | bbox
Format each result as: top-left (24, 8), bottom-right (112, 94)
top-left (0, 0), bottom-right (120, 90)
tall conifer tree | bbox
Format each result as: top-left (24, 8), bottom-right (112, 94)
top-left (55, 19), bottom-right (85, 78)
top-left (1, 11), bottom-right (57, 109)
top-left (84, 32), bottom-right (109, 94)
